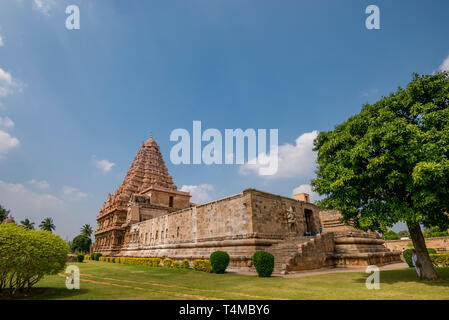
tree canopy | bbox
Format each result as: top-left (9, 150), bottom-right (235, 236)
top-left (71, 234), bottom-right (92, 253)
top-left (312, 72), bottom-right (449, 280)
top-left (0, 204), bottom-right (10, 223)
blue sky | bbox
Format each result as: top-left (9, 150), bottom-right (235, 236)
top-left (0, 0), bottom-right (448, 239)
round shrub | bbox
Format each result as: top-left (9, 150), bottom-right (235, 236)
top-left (210, 251), bottom-right (230, 274)
top-left (252, 251), bottom-right (274, 277)
top-left (77, 253), bottom-right (85, 262)
top-left (94, 252), bottom-right (102, 261)
top-left (403, 248), bottom-right (437, 267)
top-left (0, 223), bottom-right (69, 294)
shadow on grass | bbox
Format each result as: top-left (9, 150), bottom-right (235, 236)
top-left (352, 267), bottom-right (449, 287)
top-left (0, 288), bottom-right (89, 300)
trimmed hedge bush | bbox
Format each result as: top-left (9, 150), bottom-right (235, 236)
top-left (163, 258), bottom-right (173, 268)
top-left (252, 251), bottom-right (274, 277)
top-left (193, 259), bottom-right (212, 273)
top-left (181, 259), bottom-right (190, 269)
top-left (99, 257), bottom-right (161, 267)
top-left (210, 251), bottom-right (230, 274)
top-left (0, 223), bottom-right (69, 294)
top-left (430, 253), bottom-right (449, 268)
top-left (77, 253), bottom-right (84, 262)
top-left (403, 248), bottom-right (437, 267)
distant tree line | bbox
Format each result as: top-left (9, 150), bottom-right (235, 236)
top-left (383, 226), bottom-right (449, 240)
top-left (0, 203), bottom-right (94, 253)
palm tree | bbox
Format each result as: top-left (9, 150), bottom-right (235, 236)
top-left (39, 217), bottom-right (55, 232)
top-left (80, 224), bottom-right (93, 237)
top-left (20, 218), bottom-right (35, 230)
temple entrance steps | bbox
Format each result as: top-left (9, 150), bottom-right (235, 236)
top-left (267, 233), bottom-right (336, 273)
top-left (266, 236), bottom-right (314, 272)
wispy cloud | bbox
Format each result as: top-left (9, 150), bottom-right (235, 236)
top-left (0, 116), bottom-right (14, 129)
top-left (92, 156), bottom-right (115, 173)
top-left (62, 186), bottom-right (88, 201)
top-left (28, 179), bottom-right (50, 190)
top-left (0, 34), bottom-right (4, 47)
top-left (439, 54), bottom-right (449, 72)
top-left (0, 130), bottom-right (20, 157)
top-left (180, 184), bottom-right (214, 203)
top-left (0, 67), bottom-right (23, 98)
top-left (32, 0), bottom-right (57, 16)
top-left (240, 130), bottom-right (318, 179)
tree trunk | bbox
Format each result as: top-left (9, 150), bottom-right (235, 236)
top-left (407, 222), bottom-right (439, 280)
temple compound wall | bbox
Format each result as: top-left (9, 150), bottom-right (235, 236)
top-left (94, 135), bottom-right (401, 273)
top-left (118, 189), bottom-right (323, 270)
top-left (385, 236), bottom-right (449, 253)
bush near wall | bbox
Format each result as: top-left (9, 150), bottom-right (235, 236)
top-left (181, 259), bottom-right (190, 269)
top-left (210, 251), bottom-right (230, 274)
top-left (402, 248), bottom-right (437, 267)
top-left (163, 258), bottom-right (173, 268)
top-left (99, 256), bottom-right (162, 267)
top-left (94, 253), bottom-right (102, 261)
top-left (252, 251), bottom-right (274, 277)
top-left (430, 253), bottom-right (449, 268)
top-left (193, 259), bottom-right (212, 273)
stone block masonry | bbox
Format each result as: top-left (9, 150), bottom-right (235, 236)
top-left (94, 135), bottom-right (401, 272)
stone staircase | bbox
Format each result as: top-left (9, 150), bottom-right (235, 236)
top-left (267, 233), bottom-right (336, 273)
top-left (267, 236), bottom-right (312, 272)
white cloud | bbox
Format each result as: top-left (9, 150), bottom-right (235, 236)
top-left (32, 0), bottom-right (56, 15)
top-left (0, 116), bottom-right (14, 128)
top-left (240, 130), bottom-right (319, 179)
top-left (62, 186), bottom-right (88, 201)
top-left (292, 184), bottom-right (321, 203)
top-left (0, 67), bottom-right (23, 98)
top-left (180, 184), bottom-right (214, 203)
top-left (0, 34), bottom-right (3, 47)
top-left (27, 179), bottom-right (50, 190)
top-left (93, 156), bottom-right (115, 173)
top-left (0, 130), bottom-right (20, 156)
top-left (439, 54), bottom-right (449, 72)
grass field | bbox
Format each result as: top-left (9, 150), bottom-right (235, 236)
top-left (5, 261), bottom-right (449, 300)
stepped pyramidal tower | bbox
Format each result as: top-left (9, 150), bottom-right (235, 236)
top-left (94, 135), bottom-right (191, 255)
top-left (94, 134), bottom-right (400, 272)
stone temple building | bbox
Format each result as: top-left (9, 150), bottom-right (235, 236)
top-left (94, 135), bottom-right (400, 272)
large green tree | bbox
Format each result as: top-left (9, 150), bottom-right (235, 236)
top-left (312, 72), bottom-right (449, 280)
top-left (71, 234), bottom-right (92, 253)
top-left (39, 217), bottom-right (56, 233)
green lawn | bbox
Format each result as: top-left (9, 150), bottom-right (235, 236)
top-left (5, 261), bottom-right (449, 300)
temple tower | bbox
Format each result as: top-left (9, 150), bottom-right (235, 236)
top-left (94, 135), bottom-right (190, 255)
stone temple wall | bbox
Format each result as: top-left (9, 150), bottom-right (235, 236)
top-left (116, 189), bottom-right (323, 269)
top-left (385, 236), bottom-right (449, 253)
